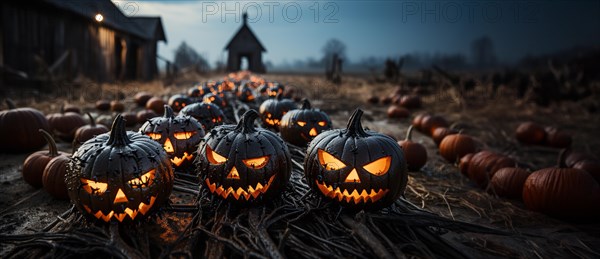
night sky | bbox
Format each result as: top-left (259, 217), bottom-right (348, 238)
top-left (128, 0), bottom-right (600, 66)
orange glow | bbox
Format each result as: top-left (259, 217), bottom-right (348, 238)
top-left (318, 149), bottom-right (346, 170)
top-left (315, 181), bottom-right (389, 204)
top-left (113, 188), bottom-right (128, 203)
top-left (242, 156), bottom-right (270, 169)
top-left (205, 175), bottom-right (276, 200)
top-left (207, 146), bottom-right (227, 165)
top-left (171, 152), bottom-right (194, 166)
top-left (147, 133), bottom-right (162, 140)
top-left (318, 121), bottom-right (327, 127)
top-left (174, 131), bottom-right (195, 140)
top-left (128, 169), bottom-right (156, 188)
top-left (363, 156), bottom-right (391, 176)
top-left (297, 121), bottom-right (307, 127)
top-left (309, 128), bottom-right (318, 137)
top-left (163, 138), bottom-right (174, 153)
top-left (95, 13), bottom-right (103, 22)
top-left (227, 166), bottom-right (240, 179)
top-left (84, 196), bottom-right (156, 222)
top-left (81, 178), bottom-right (108, 194)
top-left (344, 169), bottom-right (361, 183)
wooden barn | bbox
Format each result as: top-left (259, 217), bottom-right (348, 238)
top-left (225, 13), bottom-right (266, 73)
top-left (0, 0), bottom-right (167, 85)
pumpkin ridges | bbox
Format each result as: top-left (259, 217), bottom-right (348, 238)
top-left (0, 100), bottom-right (51, 152)
top-left (42, 155), bottom-right (71, 200)
top-left (398, 125), bottom-right (428, 171)
top-left (490, 167), bottom-right (530, 199)
top-left (22, 129), bottom-right (66, 188)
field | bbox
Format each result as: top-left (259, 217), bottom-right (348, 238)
top-left (1, 72), bottom-right (600, 258)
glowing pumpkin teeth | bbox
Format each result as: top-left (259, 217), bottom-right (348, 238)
top-left (86, 195), bottom-right (156, 222)
top-left (171, 152), bottom-right (194, 166)
top-left (205, 175), bottom-right (276, 201)
top-left (315, 181), bottom-right (389, 204)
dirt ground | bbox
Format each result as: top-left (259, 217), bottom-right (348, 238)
top-left (1, 73), bottom-right (599, 258)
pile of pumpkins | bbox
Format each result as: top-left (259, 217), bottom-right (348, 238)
top-left (367, 86), bottom-right (423, 119)
top-left (410, 113), bottom-right (599, 220)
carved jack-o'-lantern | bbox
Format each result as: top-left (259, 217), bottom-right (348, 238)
top-left (140, 105), bottom-right (205, 171)
top-left (168, 94), bottom-right (193, 112)
top-left (195, 110), bottom-right (291, 204)
top-left (259, 94), bottom-right (297, 130)
top-left (179, 102), bottom-right (225, 131)
top-left (237, 85), bottom-right (256, 103)
top-left (304, 109), bottom-right (408, 210)
top-left (203, 93), bottom-right (227, 109)
top-left (66, 115), bottom-right (174, 223)
top-left (279, 99), bottom-right (332, 146)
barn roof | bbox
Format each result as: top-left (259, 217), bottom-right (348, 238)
top-left (131, 17), bottom-right (167, 42)
top-left (43, 0), bottom-right (162, 41)
top-left (224, 15), bottom-right (266, 52)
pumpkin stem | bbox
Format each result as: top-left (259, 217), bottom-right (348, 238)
top-left (60, 104), bottom-right (65, 114)
top-left (5, 99), bottom-right (16, 109)
top-left (346, 109), bottom-right (368, 137)
top-left (107, 114), bottom-right (131, 146)
top-left (276, 93), bottom-right (283, 101)
top-left (405, 125), bottom-right (415, 141)
top-left (236, 110), bottom-right (259, 133)
top-left (39, 129), bottom-right (60, 157)
top-left (301, 99), bottom-right (311, 109)
top-left (558, 149), bottom-right (568, 168)
top-left (86, 112), bottom-right (96, 127)
top-left (163, 105), bottom-right (175, 118)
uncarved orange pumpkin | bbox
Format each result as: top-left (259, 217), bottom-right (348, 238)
top-left (398, 126), bottom-right (427, 171)
top-left (523, 165), bottom-right (600, 219)
top-left (439, 134), bottom-right (476, 163)
top-left (515, 122), bottom-right (545, 145)
top-left (466, 151), bottom-right (516, 188)
top-left (490, 167), bottom-right (530, 199)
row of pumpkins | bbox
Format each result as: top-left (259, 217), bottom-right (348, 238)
top-left (0, 73), bottom-right (410, 224)
top-left (405, 113), bottom-right (600, 220)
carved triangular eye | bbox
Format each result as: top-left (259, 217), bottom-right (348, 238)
top-left (207, 145), bottom-right (227, 165)
top-left (81, 178), bottom-right (108, 195)
top-left (363, 156), bottom-right (391, 176)
top-left (318, 149), bottom-right (346, 170)
top-left (242, 156), bottom-right (270, 169)
top-left (297, 121), bottom-right (307, 127)
top-left (318, 121), bottom-right (327, 127)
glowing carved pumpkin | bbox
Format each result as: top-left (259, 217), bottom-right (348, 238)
top-left (203, 93), bottom-right (227, 109)
top-left (259, 94), bottom-right (297, 130)
top-left (279, 99), bottom-right (332, 146)
top-left (140, 105), bottom-right (205, 171)
top-left (179, 102), bottom-right (225, 131)
top-left (237, 85), bottom-right (256, 103)
top-left (195, 110), bottom-right (291, 203)
top-left (168, 94), bottom-right (193, 112)
top-left (304, 109), bottom-right (408, 210)
top-left (66, 115), bottom-right (174, 223)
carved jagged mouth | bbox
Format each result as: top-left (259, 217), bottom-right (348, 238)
top-left (315, 181), bottom-right (389, 204)
top-left (205, 175), bottom-right (276, 200)
top-left (264, 118), bottom-right (280, 126)
top-left (171, 152), bottom-right (194, 167)
top-left (83, 196), bottom-right (156, 222)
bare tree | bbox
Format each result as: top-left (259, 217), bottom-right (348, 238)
top-left (321, 39), bottom-right (347, 65)
top-left (471, 36), bottom-right (497, 68)
top-left (174, 41), bottom-right (210, 73)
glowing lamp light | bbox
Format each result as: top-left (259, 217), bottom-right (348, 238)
top-left (95, 13), bottom-right (104, 22)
